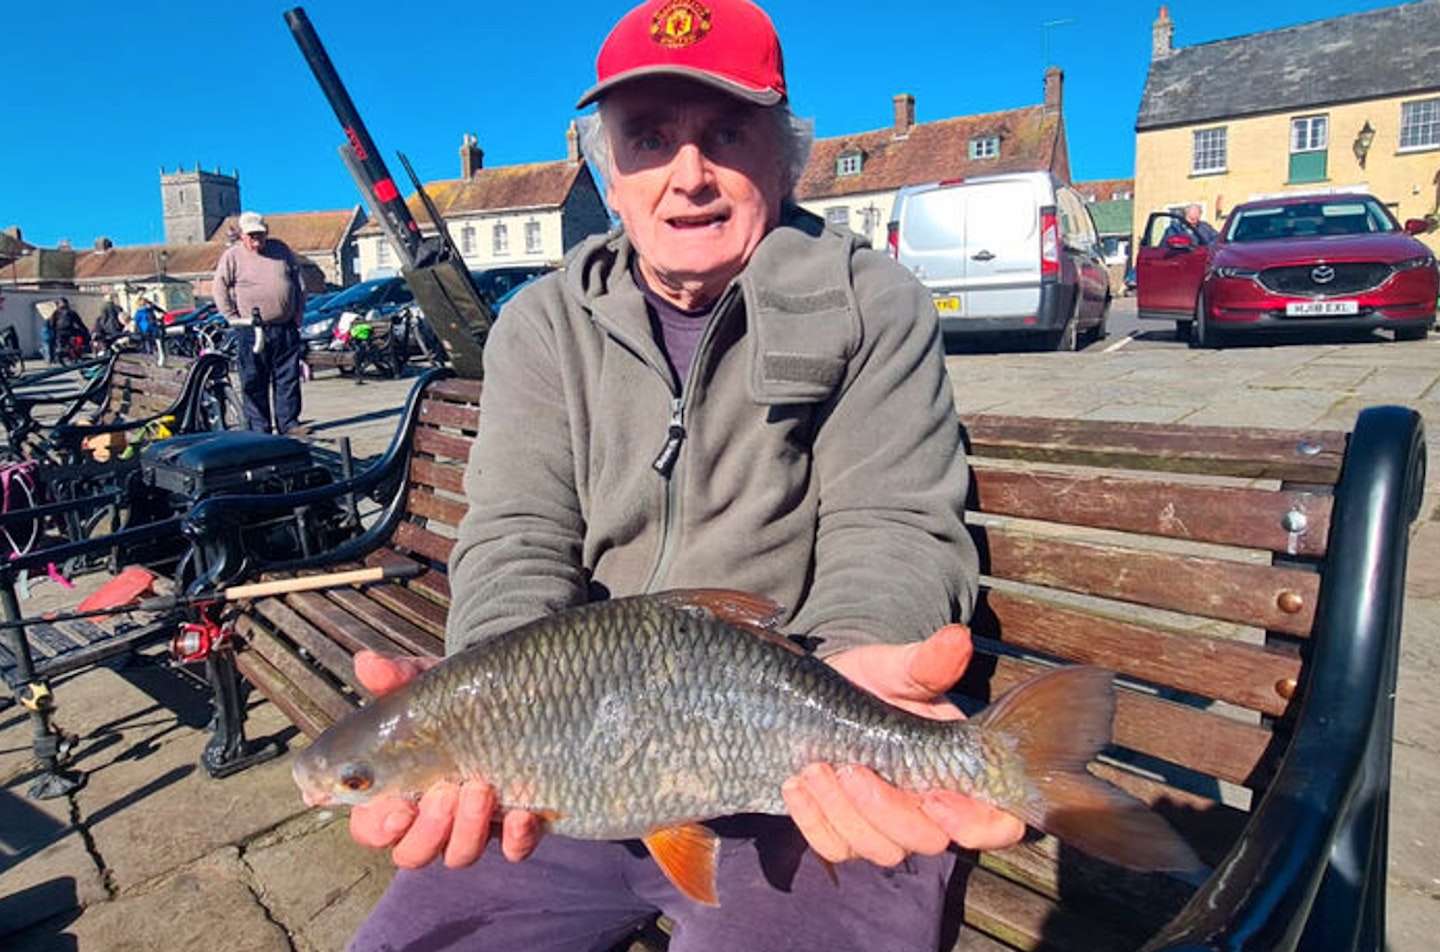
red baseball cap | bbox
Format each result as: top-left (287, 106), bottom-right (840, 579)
top-left (576, 0), bottom-right (787, 108)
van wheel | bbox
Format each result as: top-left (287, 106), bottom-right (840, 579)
top-left (1175, 320), bottom-right (1193, 342)
top-left (1053, 296), bottom-right (1081, 352)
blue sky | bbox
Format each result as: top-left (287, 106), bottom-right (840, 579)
top-left (3, 0), bottom-right (1403, 250)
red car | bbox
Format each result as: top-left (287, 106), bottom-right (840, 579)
top-left (1136, 194), bottom-right (1438, 347)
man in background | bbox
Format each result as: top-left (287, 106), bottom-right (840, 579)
top-left (213, 211), bottom-right (307, 434)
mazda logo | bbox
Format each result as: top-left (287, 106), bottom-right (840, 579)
top-left (1311, 264), bottom-right (1336, 284)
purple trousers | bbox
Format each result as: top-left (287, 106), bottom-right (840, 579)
top-left (348, 816), bottom-right (956, 952)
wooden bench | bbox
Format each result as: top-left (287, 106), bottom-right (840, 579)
top-left (188, 370), bottom-right (1423, 951)
top-left (44, 350), bottom-right (233, 462)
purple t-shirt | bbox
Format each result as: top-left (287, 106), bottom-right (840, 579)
top-left (635, 265), bottom-right (714, 391)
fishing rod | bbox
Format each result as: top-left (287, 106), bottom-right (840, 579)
top-left (0, 561), bottom-right (423, 631)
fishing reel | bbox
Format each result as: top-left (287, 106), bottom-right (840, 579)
top-left (171, 611), bottom-right (233, 664)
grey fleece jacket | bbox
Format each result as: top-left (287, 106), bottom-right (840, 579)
top-left (446, 206), bottom-right (978, 658)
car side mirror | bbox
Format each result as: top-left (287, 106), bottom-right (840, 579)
top-left (1403, 218), bottom-right (1431, 236)
top-left (1163, 234), bottom-right (1195, 251)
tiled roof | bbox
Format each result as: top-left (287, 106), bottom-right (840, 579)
top-left (1073, 178), bottom-right (1134, 202)
top-left (1138, 2), bottom-right (1440, 130)
top-left (794, 105), bottom-right (1063, 201)
top-left (213, 208), bottom-right (361, 253)
top-left (74, 242), bottom-right (225, 281)
top-left (356, 160), bottom-right (589, 235)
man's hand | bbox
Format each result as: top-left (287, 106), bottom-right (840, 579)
top-left (780, 625), bottom-right (1027, 867)
top-left (346, 650), bottom-right (545, 868)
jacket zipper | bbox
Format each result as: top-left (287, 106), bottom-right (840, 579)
top-left (643, 285), bottom-right (739, 592)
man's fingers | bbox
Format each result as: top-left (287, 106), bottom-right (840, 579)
top-left (350, 797), bottom-right (416, 850)
top-left (391, 782), bottom-right (458, 869)
top-left (835, 766), bottom-right (951, 858)
top-left (904, 624), bottom-right (974, 700)
top-left (782, 769), bottom-right (854, 864)
top-left (919, 791), bottom-right (1027, 852)
top-left (500, 809), bottom-right (544, 862)
top-left (443, 781), bottom-right (497, 868)
top-left (354, 651), bottom-right (439, 696)
top-left (786, 764), bottom-right (907, 868)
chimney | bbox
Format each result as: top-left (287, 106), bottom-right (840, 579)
top-left (893, 94), bottom-right (915, 137)
top-left (1152, 5), bottom-right (1174, 59)
top-left (566, 120), bottom-right (580, 163)
top-left (95, 237), bottom-right (113, 252)
top-left (460, 134), bottom-right (484, 178)
top-left (1043, 66), bottom-right (1064, 111)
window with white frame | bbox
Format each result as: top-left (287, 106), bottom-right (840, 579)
top-left (376, 240), bottom-right (390, 268)
top-left (461, 225), bottom-right (476, 255)
top-left (825, 206), bottom-right (850, 228)
top-left (836, 152), bottom-right (862, 176)
top-left (525, 220), bottom-right (542, 254)
top-left (969, 135), bottom-right (999, 160)
top-left (1289, 115), bottom-right (1328, 183)
top-left (492, 222), bottom-right (509, 256)
top-left (1400, 98), bottom-right (1440, 150)
top-left (1191, 127), bottom-right (1227, 174)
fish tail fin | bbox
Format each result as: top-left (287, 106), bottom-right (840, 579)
top-left (973, 666), bottom-right (1203, 872)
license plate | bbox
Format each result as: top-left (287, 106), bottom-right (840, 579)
top-left (933, 296), bottom-right (962, 315)
top-left (1286, 300), bottom-right (1359, 316)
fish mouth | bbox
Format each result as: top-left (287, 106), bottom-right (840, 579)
top-left (301, 788), bottom-right (334, 808)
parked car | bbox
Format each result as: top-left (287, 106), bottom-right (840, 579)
top-left (469, 265), bottom-right (556, 311)
top-left (887, 171), bottom-right (1111, 350)
top-left (301, 276), bottom-right (414, 349)
top-left (1135, 193), bottom-right (1438, 347)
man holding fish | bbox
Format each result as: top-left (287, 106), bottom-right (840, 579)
top-left (326, 0), bottom-right (1085, 947)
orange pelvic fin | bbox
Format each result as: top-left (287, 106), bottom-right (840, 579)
top-left (642, 822), bottom-right (721, 906)
top-left (974, 665), bottom-right (1203, 873)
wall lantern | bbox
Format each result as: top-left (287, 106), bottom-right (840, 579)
top-left (1353, 121), bottom-right (1376, 169)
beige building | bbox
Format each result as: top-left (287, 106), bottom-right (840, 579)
top-left (1135, 3), bottom-right (1440, 255)
top-left (794, 71), bottom-right (1073, 250)
top-left (352, 131), bottom-right (610, 279)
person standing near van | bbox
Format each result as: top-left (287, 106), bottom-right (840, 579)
top-left (213, 211), bottom-right (307, 434)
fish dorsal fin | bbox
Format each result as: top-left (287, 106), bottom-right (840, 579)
top-left (643, 822), bottom-right (721, 906)
top-left (654, 588), bottom-right (801, 655)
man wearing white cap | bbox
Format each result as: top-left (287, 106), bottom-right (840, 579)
top-left (342, 1), bottom-right (1021, 948)
top-left (213, 211), bottom-right (307, 433)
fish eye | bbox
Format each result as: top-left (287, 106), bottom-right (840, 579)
top-left (339, 763), bottom-right (374, 793)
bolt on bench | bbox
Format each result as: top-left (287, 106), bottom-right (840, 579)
top-left (182, 368), bottom-right (1422, 952)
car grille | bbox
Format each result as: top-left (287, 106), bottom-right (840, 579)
top-left (1259, 262), bottom-right (1393, 297)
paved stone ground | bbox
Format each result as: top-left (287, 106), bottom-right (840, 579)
top-left (3, 321), bottom-right (1438, 950)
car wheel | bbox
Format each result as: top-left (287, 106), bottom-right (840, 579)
top-left (1189, 295), bottom-right (1222, 349)
top-left (1174, 320), bottom-right (1193, 342)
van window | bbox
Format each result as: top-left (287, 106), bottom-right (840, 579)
top-left (902, 188), bottom-right (966, 253)
top-left (964, 181), bottom-right (1039, 246)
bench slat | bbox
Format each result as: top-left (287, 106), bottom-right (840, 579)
top-left (239, 620), bottom-right (358, 726)
top-left (410, 457), bottom-right (466, 497)
top-left (963, 415), bottom-right (1346, 483)
top-left (419, 397), bottom-right (481, 432)
top-left (364, 549), bottom-right (454, 612)
top-left (406, 487), bottom-right (469, 532)
top-left (392, 520), bottom-right (456, 567)
top-left (427, 377), bottom-right (483, 403)
top-left (325, 588), bottom-right (446, 657)
top-left (977, 592), bottom-right (1299, 716)
top-left (414, 425), bottom-right (476, 464)
top-left (269, 592), bottom-right (405, 659)
top-left (958, 865), bottom-right (1142, 952)
top-left (979, 527), bottom-right (1320, 637)
top-left (233, 625), bottom-right (343, 738)
top-left (969, 465), bottom-right (1332, 558)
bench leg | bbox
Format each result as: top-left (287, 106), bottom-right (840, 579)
top-left (201, 644), bottom-right (283, 779)
top-left (1, 580), bottom-right (81, 799)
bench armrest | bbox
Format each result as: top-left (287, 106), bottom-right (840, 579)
top-left (46, 353), bottom-right (230, 455)
top-left (181, 367), bottom-right (455, 588)
top-left (1145, 405), bottom-right (1423, 951)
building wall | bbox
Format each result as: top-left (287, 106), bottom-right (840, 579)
top-left (1135, 93), bottom-right (1440, 255)
top-left (799, 192), bottom-right (895, 250)
top-left (355, 207), bottom-right (569, 279)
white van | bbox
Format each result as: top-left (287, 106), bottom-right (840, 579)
top-left (887, 171), bottom-right (1111, 350)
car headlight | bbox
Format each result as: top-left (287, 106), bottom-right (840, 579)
top-left (1211, 266), bottom-right (1260, 280)
top-left (1393, 255), bottom-right (1437, 272)
top-left (309, 318), bottom-right (335, 336)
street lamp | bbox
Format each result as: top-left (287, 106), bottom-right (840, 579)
top-left (1353, 121), bottom-right (1376, 169)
